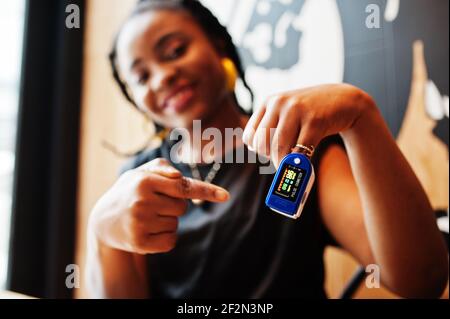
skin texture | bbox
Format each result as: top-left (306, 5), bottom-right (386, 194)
top-left (86, 8), bottom-right (448, 298)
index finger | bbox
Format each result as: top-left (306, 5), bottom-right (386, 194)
top-left (150, 174), bottom-right (230, 203)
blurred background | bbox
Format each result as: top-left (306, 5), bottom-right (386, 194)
top-left (0, 0), bottom-right (26, 292)
top-left (0, 0), bottom-right (448, 299)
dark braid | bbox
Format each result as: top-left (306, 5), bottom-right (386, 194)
top-left (109, 49), bottom-right (136, 106)
top-left (109, 0), bottom-right (254, 117)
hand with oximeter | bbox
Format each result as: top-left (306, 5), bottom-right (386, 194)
top-left (266, 145), bottom-right (315, 219)
top-left (243, 84), bottom-right (368, 219)
top-left (242, 84), bottom-right (368, 169)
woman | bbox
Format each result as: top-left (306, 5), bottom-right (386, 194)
top-left (85, 0), bottom-right (448, 298)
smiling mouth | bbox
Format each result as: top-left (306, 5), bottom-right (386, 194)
top-left (163, 84), bottom-right (196, 113)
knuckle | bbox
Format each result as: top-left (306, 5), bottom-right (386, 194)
top-left (281, 98), bottom-right (301, 117)
top-left (136, 175), bottom-right (154, 195)
top-left (277, 95), bottom-right (289, 106)
top-left (136, 178), bottom-right (147, 195)
top-left (129, 200), bottom-right (150, 222)
top-left (266, 95), bottom-right (282, 111)
top-left (129, 202), bottom-right (142, 220)
top-left (286, 97), bottom-right (300, 111)
top-left (179, 177), bottom-right (192, 197)
top-left (307, 113), bottom-right (324, 130)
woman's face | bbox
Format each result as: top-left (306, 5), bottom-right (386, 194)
top-left (116, 9), bottom-right (228, 129)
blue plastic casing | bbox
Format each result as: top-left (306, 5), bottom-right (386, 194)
top-left (265, 153), bottom-right (315, 219)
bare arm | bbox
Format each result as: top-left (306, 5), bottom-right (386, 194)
top-left (320, 103), bottom-right (448, 298)
top-left (243, 81), bottom-right (448, 298)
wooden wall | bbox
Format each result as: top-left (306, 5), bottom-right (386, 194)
top-left (75, 0), bottom-right (144, 298)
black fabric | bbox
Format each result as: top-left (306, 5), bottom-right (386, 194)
top-left (120, 135), bottom-right (345, 298)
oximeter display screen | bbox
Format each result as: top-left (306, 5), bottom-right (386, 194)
top-left (273, 164), bottom-right (306, 202)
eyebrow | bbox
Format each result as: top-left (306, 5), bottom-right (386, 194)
top-left (129, 31), bottom-right (187, 72)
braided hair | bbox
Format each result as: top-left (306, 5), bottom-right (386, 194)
top-left (109, 0), bottom-right (254, 117)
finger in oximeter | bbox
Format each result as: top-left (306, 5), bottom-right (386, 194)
top-left (265, 153), bottom-right (315, 219)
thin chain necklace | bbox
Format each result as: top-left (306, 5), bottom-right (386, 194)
top-left (188, 162), bottom-right (222, 205)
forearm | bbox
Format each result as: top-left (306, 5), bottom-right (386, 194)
top-left (85, 222), bottom-right (149, 299)
top-left (340, 97), bottom-right (448, 297)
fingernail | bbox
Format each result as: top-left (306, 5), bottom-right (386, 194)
top-left (215, 189), bottom-right (230, 201)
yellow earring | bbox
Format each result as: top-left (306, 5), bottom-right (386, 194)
top-left (221, 57), bottom-right (238, 92)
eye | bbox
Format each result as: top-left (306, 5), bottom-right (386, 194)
top-left (135, 71), bottom-right (149, 86)
top-left (164, 42), bottom-right (187, 61)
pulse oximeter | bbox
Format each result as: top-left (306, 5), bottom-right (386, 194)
top-left (265, 152), bottom-right (315, 219)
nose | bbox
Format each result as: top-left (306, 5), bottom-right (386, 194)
top-left (149, 63), bottom-right (178, 93)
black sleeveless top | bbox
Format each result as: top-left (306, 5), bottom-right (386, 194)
top-left (120, 135), bottom-right (345, 298)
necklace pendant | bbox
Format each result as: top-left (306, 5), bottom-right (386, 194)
top-left (188, 162), bottom-right (222, 206)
